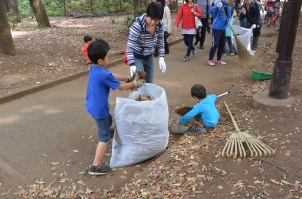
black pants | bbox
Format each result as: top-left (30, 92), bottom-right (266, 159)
top-left (247, 23), bottom-right (262, 50)
top-left (154, 31), bottom-right (169, 57)
top-left (194, 18), bottom-right (208, 48)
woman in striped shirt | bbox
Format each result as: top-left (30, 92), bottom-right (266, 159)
top-left (126, 2), bottom-right (167, 83)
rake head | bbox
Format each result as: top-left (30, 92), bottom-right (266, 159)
top-left (222, 131), bottom-right (275, 158)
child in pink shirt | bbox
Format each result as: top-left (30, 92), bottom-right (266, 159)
top-left (82, 35), bottom-right (92, 64)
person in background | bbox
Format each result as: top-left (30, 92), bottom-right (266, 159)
top-left (154, 0), bottom-right (172, 56)
top-left (239, 0), bottom-right (247, 27)
top-left (126, 2), bottom-right (166, 83)
top-left (174, 0), bottom-right (202, 62)
top-left (208, 0), bottom-right (234, 66)
top-left (86, 39), bottom-right (145, 175)
top-left (81, 35), bottom-right (92, 64)
top-left (239, 0), bottom-right (261, 53)
top-left (194, 0), bottom-right (213, 49)
top-left (222, 16), bottom-right (235, 56)
top-left (177, 84), bottom-right (220, 133)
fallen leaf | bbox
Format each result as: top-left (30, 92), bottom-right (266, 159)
top-left (85, 187), bottom-right (93, 194)
top-left (120, 176), bottom-right (127, 179)
top-left (271, 179), bottom-right (281, 185)
top-left (253, 180), bottom-right (262, 184)
top-left (218, 185), bottom-right (224, 189)
top-left (281, 180), bottom-right (293, 186)
top-left (51, 162), bottom-right (60, 165)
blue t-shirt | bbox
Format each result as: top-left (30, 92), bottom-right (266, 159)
top-left (179, 94), bottom-right (220, 127)
top-left (86, 65), bottom-right (121, 119)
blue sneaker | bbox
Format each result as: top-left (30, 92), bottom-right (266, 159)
top-left (193, 126), bottom-right (207, 133)
top-left (191, 47), bottom-right (196, 56)
top-left (183, 55), bottom-right (189, 61)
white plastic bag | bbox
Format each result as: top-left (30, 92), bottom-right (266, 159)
top-left (231, 25), bottom-right (255, 56)
top-left (109, 83), bottom-right (169, 168)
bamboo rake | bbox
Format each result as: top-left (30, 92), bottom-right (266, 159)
top-left (222, 103), bottom-right (275, 158)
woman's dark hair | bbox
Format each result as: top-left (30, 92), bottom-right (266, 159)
top-left (191, 84), bottom-right (206, 99)
top-left (146, 2), bottom-right (164, 20)
top-left (185, 0), bottom-right (189, 3)
top-left (156, 0), bottom-right (166, 7)
top-left (88, 39), bottom-right (111, 64)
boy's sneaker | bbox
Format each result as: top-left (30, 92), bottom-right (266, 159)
top-left (223, 53), bottom-right (227, 56)
top-left (193, 126), bottom-right (207, 133)
top-left (208, 60), bottom-right (215, 66)
top-left (89, 165), bottom-right (111, 176)
top-left (191, 47), bottom-right (196, 56)
top-left (230, 53), bottom-right (234, 55)
top-left (217, 60), bottom-right (227, 65)
top-left (183, 55), bottom-right (189, 62)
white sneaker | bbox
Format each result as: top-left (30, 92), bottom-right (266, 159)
top-left (217, 60), bottom-right (226, 65)
top-left (230, 53), bottom-right (234, 55)
top-left (252, 50), bottom-right (256, 54)
top-left (208, 60), bottom-right (215, 66)
top-left (223, 53), bottom-right (227, 56)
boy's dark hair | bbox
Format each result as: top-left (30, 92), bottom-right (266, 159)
top-left (191, 84), bottom-right (206, 99)
top-left (84, 35), bottom-right (92, 43)
top-left (156, 0), bottom-right (166, 7)
top-left (88, 39), bottom-right (111, 64)
top-left (146, 2), bottom-right (164, 20)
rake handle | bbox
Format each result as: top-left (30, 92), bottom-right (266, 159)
top-left (224, 102), bottom-right (240, 132)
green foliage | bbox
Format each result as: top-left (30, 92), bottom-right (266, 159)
top-left (133, 7), bottom-right (146, 18)
top-left (7, 16), bottom-right (21, 28)
top-left (18, 0), bottom-right (34, 18)
top-left (17, 0), bottom-right (149, 17)
top-left (6, 9), bottom-right (21, 28)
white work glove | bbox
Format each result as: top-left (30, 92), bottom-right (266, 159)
top-left (133, 74), bottom-right (145, 88)
top-left (228, 21), bottom-right (232, 26)
top-left (217, 1), bottom-right (223, 8)
top-left (130, 65), bottom-right (137, 77)
top-left (159, 57), bottom-right (166, 73)
top-left (251, 24), bottom-right (257, 29)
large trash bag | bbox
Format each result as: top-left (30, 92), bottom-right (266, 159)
top-left (109, 83), bottom-right (169, 168)
top-left (231, 25), bottom-right (255, 56)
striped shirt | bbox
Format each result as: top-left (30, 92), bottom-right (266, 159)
top-left (126, 14), bottom-right (165, 66)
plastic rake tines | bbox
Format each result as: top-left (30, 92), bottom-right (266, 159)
top-left (222, 103), bottom-right (275, 158)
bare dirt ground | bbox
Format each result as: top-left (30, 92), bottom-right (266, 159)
top-left (1, 12), bottom-right (302, 198)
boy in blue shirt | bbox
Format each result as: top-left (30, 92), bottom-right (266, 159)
top-left (86, 39), bottom-right (145, 175)
top-left (178, 84), bottom-right (220, 133)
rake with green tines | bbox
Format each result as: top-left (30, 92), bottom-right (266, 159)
top-left (222, 103), bottom-right (275, 158)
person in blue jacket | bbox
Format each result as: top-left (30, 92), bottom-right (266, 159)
top-left (208, 0), bottom-right (235, 66)
top-left (178, 84), bottom-right (220, 133)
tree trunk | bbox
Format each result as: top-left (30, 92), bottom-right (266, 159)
top-left (29, 0), bottom-right (51, 27)
top-left (3, 0), bottom-right (20, 18)
top-left (0, 0), bottom-right (16, 55)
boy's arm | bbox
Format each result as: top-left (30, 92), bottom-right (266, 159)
top-left (179, 106), bottom-right (201, 125)
top-left (112, 73), bottom-right (128, 81)
top-left (118, 82), bottom-right (135, 91)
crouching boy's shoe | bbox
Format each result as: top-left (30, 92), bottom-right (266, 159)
top-left (193, 125), bottom-right (207, 133)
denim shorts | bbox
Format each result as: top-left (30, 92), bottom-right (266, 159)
top-left (94, 114), bottom-right (112, 143)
